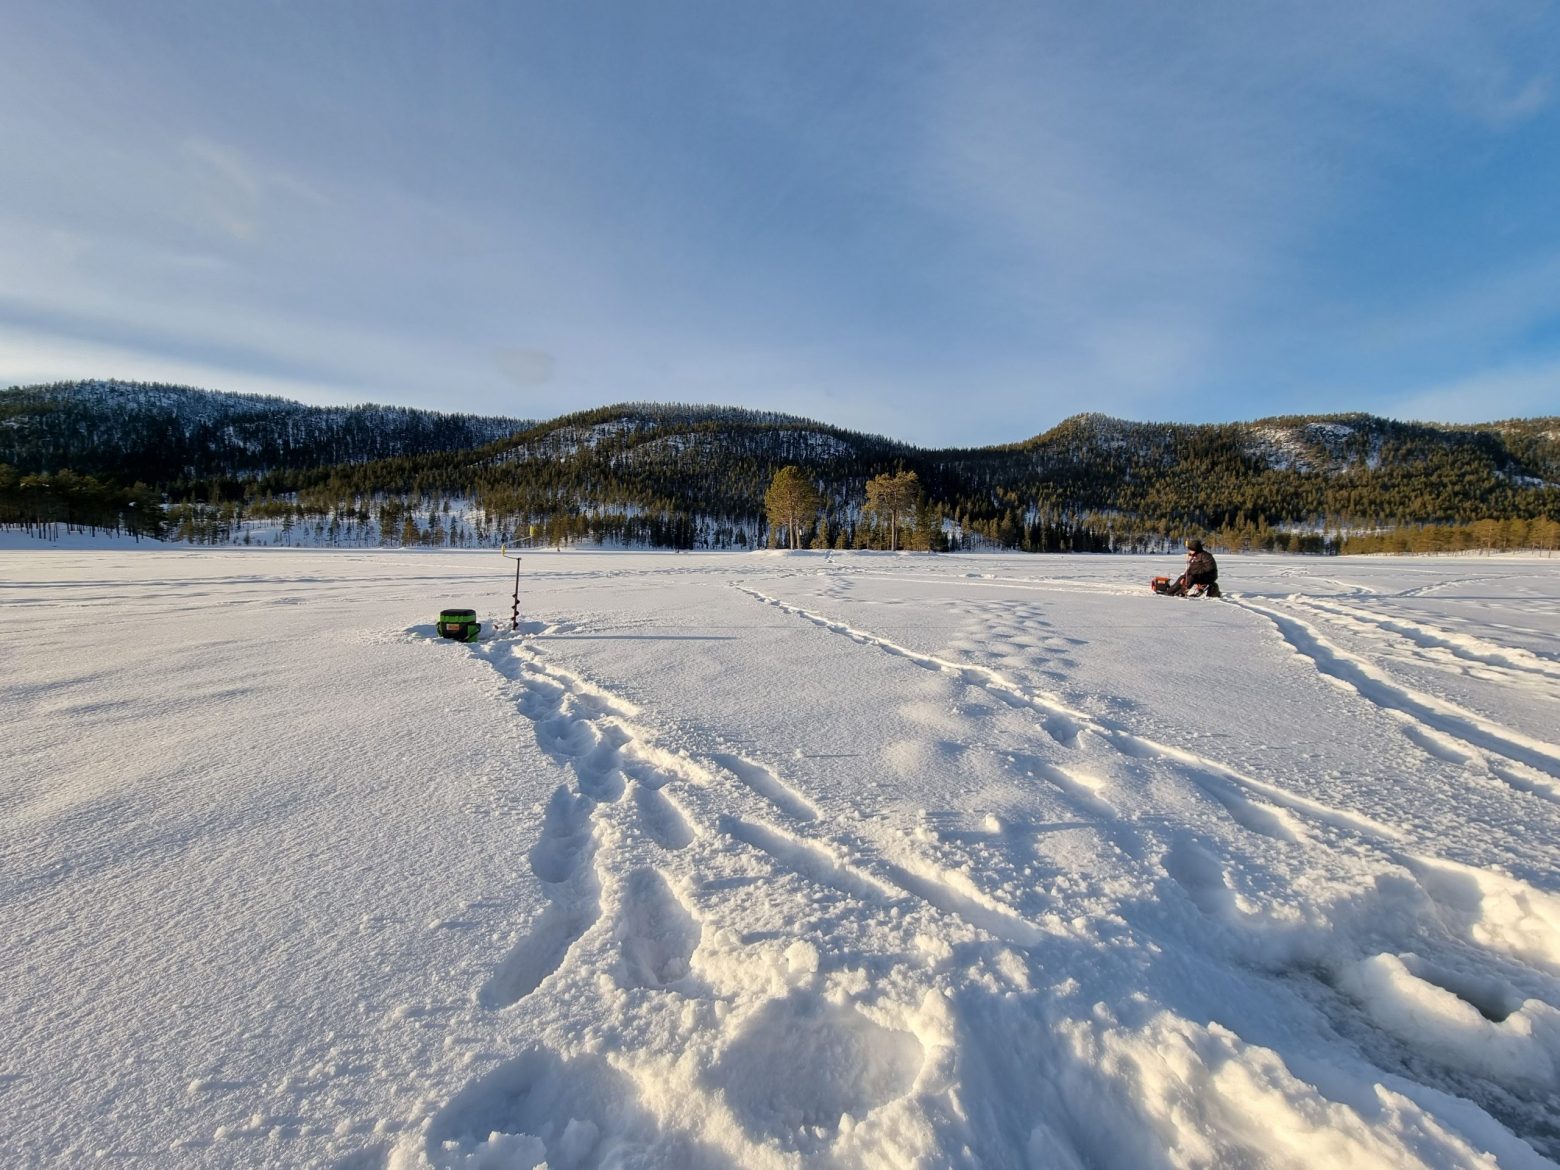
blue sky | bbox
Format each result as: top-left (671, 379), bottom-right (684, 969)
top-left (1, 2), bottom-right (1557, 446)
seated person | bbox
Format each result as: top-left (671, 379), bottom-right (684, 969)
top-left (1168, 539), bottom-right (1219, 596)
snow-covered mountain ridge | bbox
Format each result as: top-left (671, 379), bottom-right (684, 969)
top-left (7, 380), bottom-right (1557, 487)
top-left (4, 381), bottom-right (1558, 551)
top-left (0, 379), bottom-right (531, 481)
top-left (1025, 410), bottom-right (1560, 478)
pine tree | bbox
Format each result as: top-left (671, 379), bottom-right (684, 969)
top-left (865, 471), bottom-right (920, 551)
top-left (764, 466), bottom-right (823, 550)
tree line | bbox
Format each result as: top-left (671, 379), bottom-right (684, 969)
top-left (5, 385), bottom-right (1556, 554)
top-left (0, 465), bottom-right (166, 539)
top-left (1339, 517), bottom-right (1560, 555)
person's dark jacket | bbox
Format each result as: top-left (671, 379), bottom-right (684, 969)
top-left (1186, 549), bottom-right (1218, 585)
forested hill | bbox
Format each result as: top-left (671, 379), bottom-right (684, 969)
top-left (0, 380), bottom-right (530, 483)
top-left (205, 399), bottom-right (1560, 551)
top-left (2, 380), bottom-right (1557, 551)
top-left (944, 412), bottom-right (1560, 541)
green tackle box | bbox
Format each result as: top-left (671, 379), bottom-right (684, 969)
top-left (437, 608), bottom-right (482, 642)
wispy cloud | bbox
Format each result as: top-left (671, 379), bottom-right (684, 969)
top-left (182, 139), bottom-right (265, 241)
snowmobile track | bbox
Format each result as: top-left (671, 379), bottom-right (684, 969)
top-left (1231, 597), bottom-right (1560, 792)
top-left (1293, 596), bottom-right (1560, 687)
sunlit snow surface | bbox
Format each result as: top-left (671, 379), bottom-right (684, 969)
top-left (4, 546), bottom-right (1560, 1169)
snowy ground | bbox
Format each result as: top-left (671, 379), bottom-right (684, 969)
top-left (3, 547), bottom-right (1559, 1169)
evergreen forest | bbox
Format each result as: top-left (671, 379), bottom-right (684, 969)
top-left (3, 381), bottom-right (1557, 555)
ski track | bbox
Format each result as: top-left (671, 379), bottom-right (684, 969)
top-left (1232, 597), bottom-right (1560, 800)
top-left (718, 813), bottom-right (894, 904)
top-left (1393, 576), bottom-right (1500, 599)
top-left (709, 752), bottom-right (820, 822)
top-left (873, 851), bottom-right (1047, 948)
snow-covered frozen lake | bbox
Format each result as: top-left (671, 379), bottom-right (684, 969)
top-left (3, 547), bottom-right (1559, 1169)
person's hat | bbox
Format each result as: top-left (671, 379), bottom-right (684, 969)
top-left (1187, 539), bottom-right (1204, 552)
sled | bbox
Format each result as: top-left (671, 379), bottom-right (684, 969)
top-left (437, 608), bottom-right (482, 641)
